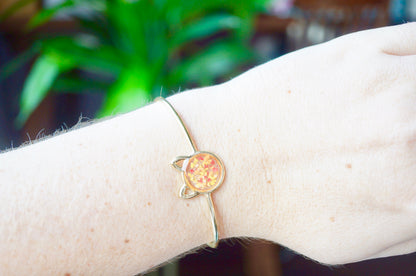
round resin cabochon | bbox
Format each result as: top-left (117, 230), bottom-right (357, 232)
top-left (184, 152), bottom-right (224, 193)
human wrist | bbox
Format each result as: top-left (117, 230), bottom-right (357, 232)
top-left (166, 84), bottom-right (240, 241)
top-left (216, 72), bottom-right (295, 242)
top-left (167, 81), bottom-right (282, 241)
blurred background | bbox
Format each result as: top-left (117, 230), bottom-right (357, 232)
top-left (1, 0), bottom-right (416, 275)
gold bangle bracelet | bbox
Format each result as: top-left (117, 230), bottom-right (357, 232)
top-left (155, 96), bottom-right (225, 248)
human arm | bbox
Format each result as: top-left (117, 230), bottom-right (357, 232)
top-left (230, 22), bottom-right (416, 264)
top-left (0, 84), bottom-right (247, 275)
top-left (1, 22), bottom-right (416, 275)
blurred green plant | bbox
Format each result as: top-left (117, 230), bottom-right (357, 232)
top-left (1, 0), bottom-right (269, 127)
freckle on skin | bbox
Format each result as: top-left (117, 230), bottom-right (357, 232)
top-left (330, 217), bottom-right (335, 222)
top-left (186, 203), bottom-right (190, 207)
top-left (90, 228), bottom-right (94, 232)
top-left (346, 163), bottom-right (352, 169)
top-left (237, 129), bottom-right (240, 132)
top-left (147, 202), bottom-right (151, 206)
top-left (288, 90), bottom-right (291, 94)
top-left (64, 273), bottom-right (71, 276)
top-left (124, 239), bottom-right (130, 243)
top-left (86, 194), bottom-right (90, 199)
top-left (267, 180), bottom-right (271, 184)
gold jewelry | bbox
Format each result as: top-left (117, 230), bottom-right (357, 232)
top-left (155, 97), bottom-right (225, 248)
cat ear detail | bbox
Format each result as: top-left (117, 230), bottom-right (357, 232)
top-left (155, 96), bottom-right (225, 248)
top-left (179, 184), bottom-right (199, 199)
top-left (171, 156), bottom-right (190, 171)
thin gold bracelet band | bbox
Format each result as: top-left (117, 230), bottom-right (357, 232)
top-left (155, 96), bottom-right (225, 248)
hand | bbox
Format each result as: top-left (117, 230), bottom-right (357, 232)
top-left (224, 23), bottom-right (416, 265)
top-left (1, 22), bottom-right (414, 275)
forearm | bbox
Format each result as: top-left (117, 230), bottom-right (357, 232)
top-left (0, 84), bottom-right (262, 275)
top-left (5, 21), bottom-right (413, 274)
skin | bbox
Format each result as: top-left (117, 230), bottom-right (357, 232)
top-left (0, 23), bottom-right (415, 275)
top-left (225, 22), bottom-right (416, 264)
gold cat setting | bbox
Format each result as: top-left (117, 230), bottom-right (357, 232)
top-left (154, 96), bottom-right (225, 248)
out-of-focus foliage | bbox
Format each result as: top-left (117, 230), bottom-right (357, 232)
top-left (1, 0), bottom-right (269, 127)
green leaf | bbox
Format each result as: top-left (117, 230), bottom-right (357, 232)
top-left (97, 67), bottom-right (151, 118)
top-left (41, 37), bottom-right (122, 76)
top-left (26, 0), bottom-right (75, 30)
top-left (0, 42), bottom-right (41, 82)
top-left (11, 0), bottom-right (271, 124)
top-left (15, 54), bottom-right (69, 127)
top-left (106, 0), bottom-right (149, 57)
top-left (170, 41), bottom-right (254, 86)
top-left (171, 14), bottom-right (242, 47)
top-left (52, 75), bottom-right (109, 93)
top-left (75, 15), bottom-right (110, 43)
top-left (0, 0), bottom-right (36, 22)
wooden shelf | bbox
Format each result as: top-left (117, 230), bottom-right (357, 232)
top-left (0, 0), bottom-right (40, 26)
top-left (255, 14), bottom-right (293, 34)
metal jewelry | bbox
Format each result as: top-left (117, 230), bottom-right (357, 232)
top-left (155, 96), bottom-right (225, 248)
